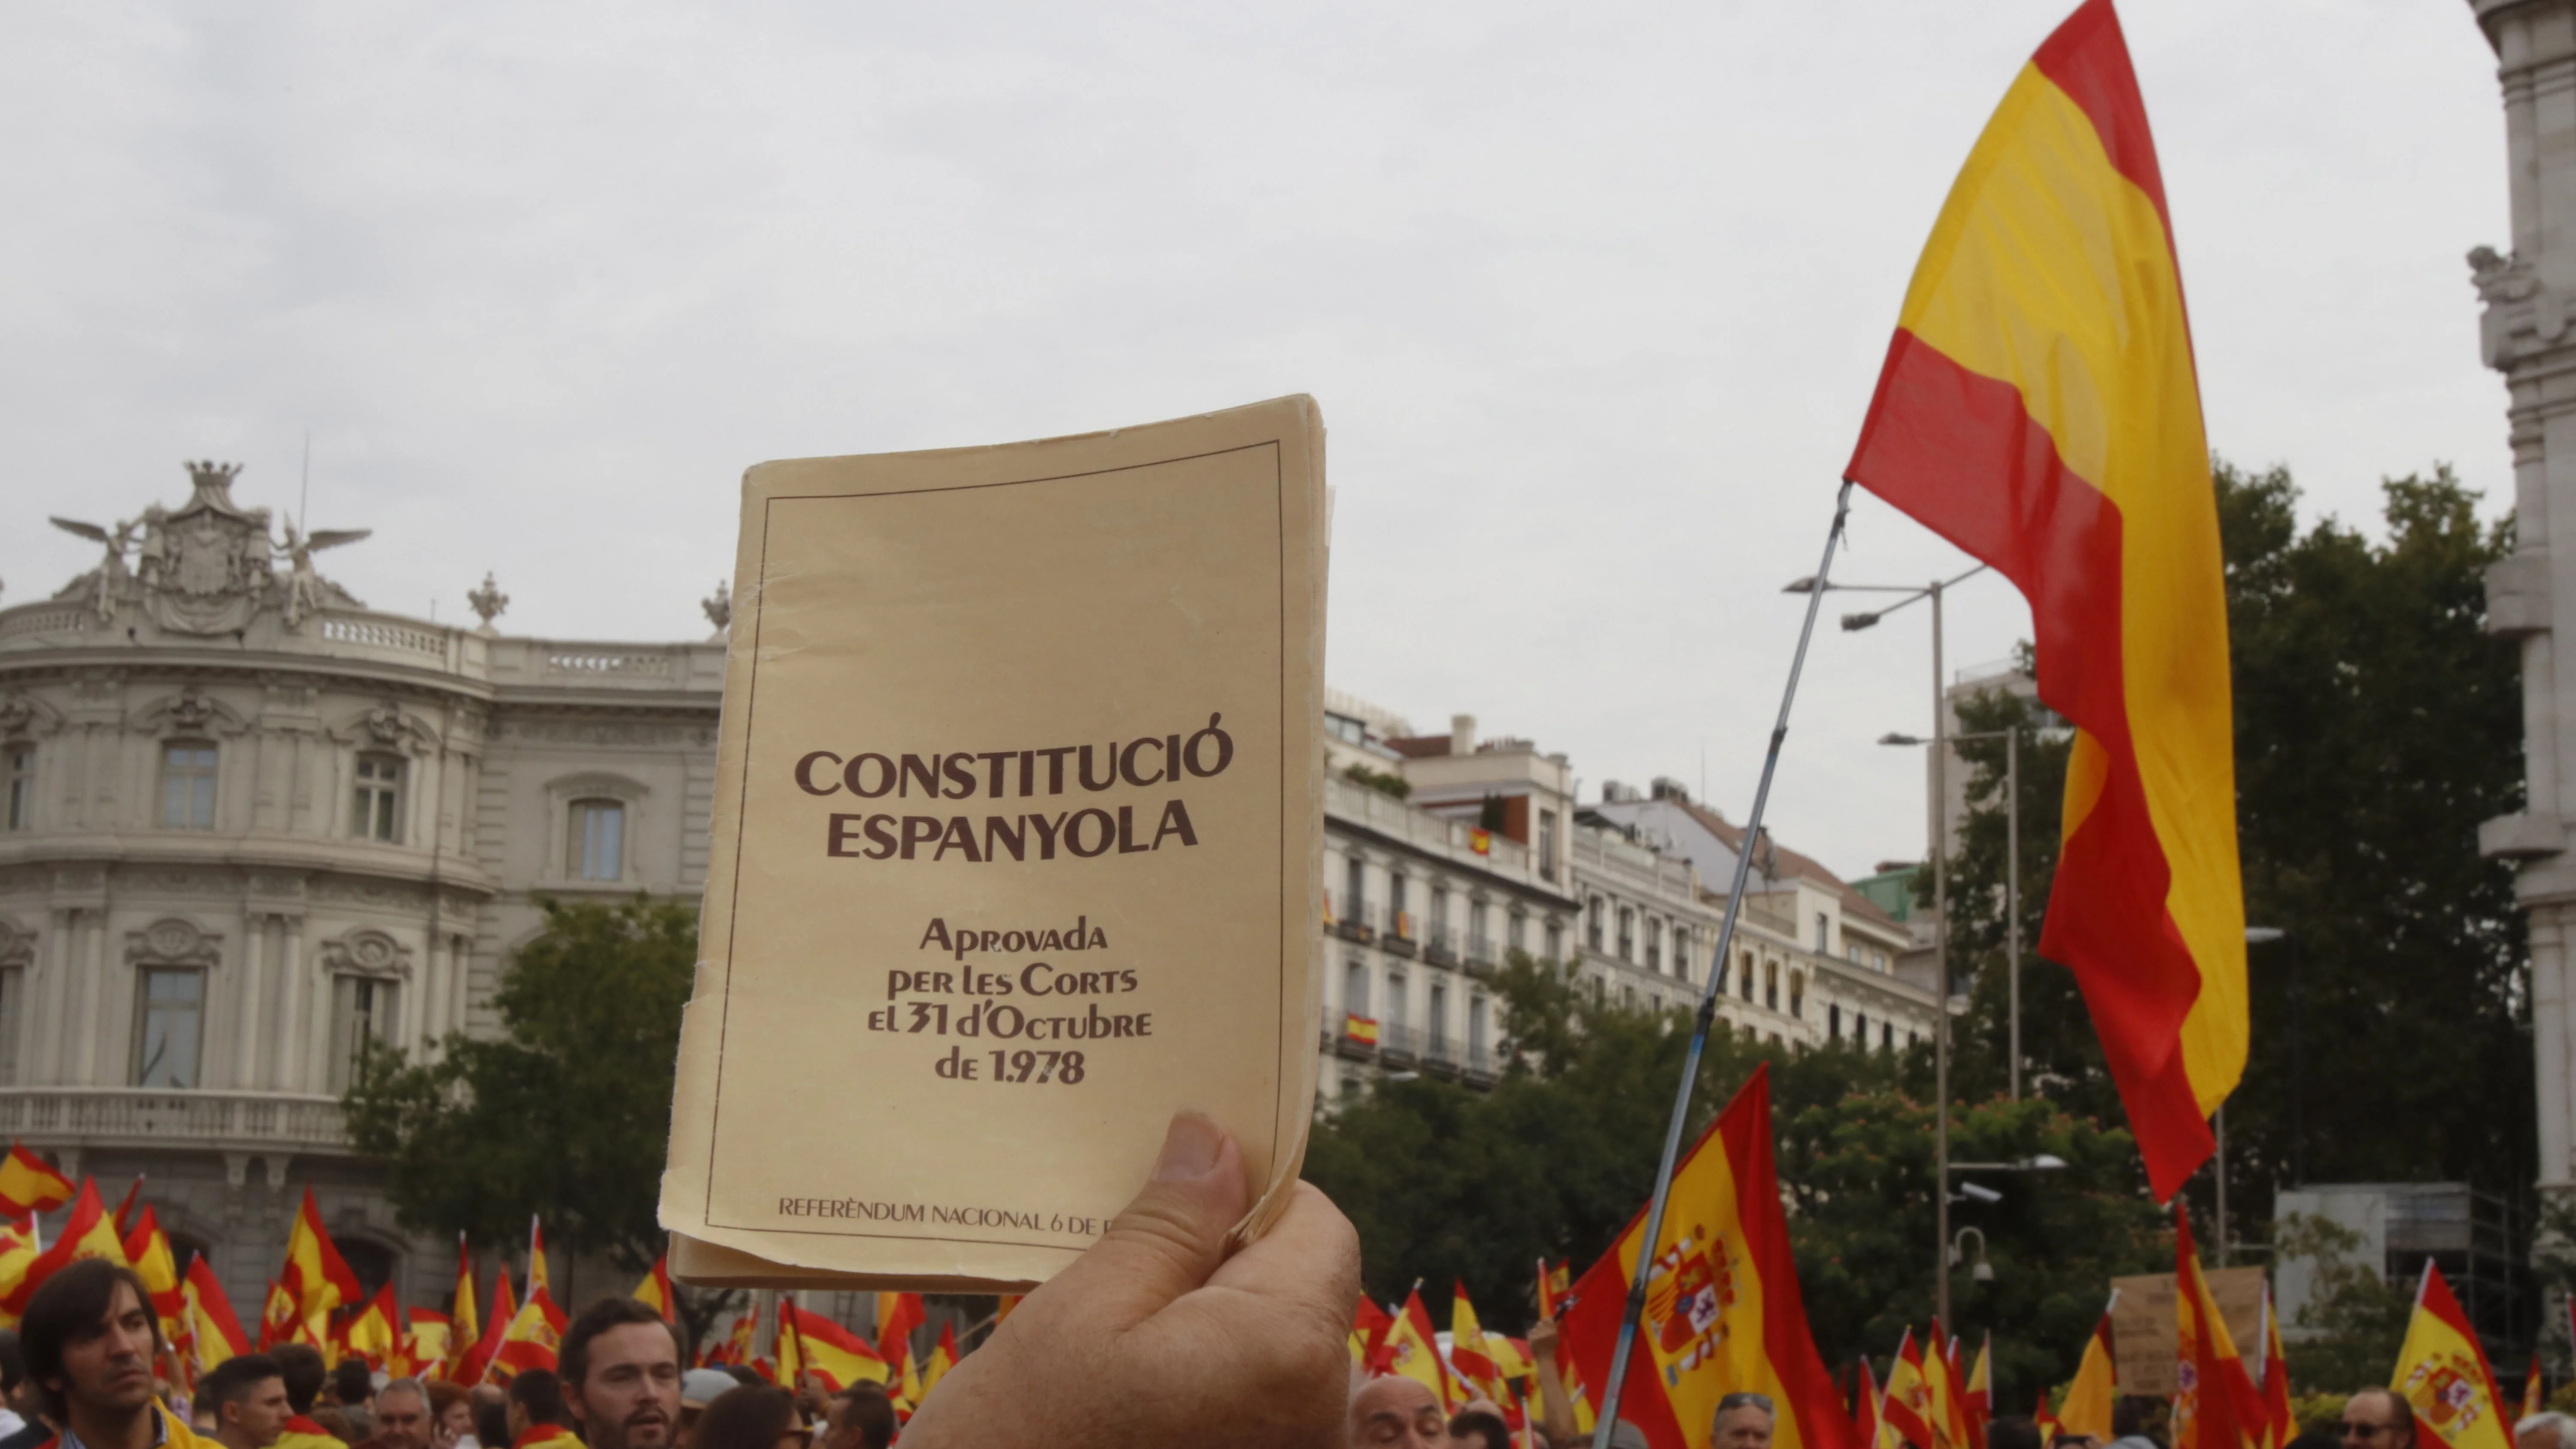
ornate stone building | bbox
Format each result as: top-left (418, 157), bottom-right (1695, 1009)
top-left (0, 462), bottom-right (723, 1314)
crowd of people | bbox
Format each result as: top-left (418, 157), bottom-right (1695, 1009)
top-left (0, 1261), bottom-right (896, 1449)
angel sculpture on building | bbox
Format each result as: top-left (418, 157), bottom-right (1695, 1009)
top-left (274, 520), bottom-right (371, 629)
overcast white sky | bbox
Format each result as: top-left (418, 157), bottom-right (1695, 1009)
top-left (0, 0), bottom-right (2512, 880)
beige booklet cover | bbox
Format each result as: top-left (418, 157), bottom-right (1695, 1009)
top-left (659, 396), bottom-right (1327, 1292)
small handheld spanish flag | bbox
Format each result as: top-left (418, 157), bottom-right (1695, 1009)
top-left (1345, 1014), bottom-right (1379, 1046)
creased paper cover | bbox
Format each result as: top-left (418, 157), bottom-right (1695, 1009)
top-left (660, 397), bottom-right (1326, 1290)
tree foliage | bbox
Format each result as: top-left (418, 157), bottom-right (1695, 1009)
top-left (343, 896), bottom-right (697, 1274)
top-left (1303, 957), bottom-right (2168, 1408)
top-left (1932, 461), bottom-right (2528, 1228)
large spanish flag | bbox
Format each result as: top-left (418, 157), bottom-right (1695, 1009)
top-left (0, 1179), bottom-right (129, 1321)
top-left (1561, 1067), bottom-right (1852, 1449)
top-left (2391, 1264), bottom-right (2510, 1449)
top-left (1844, 0), bottom-right (2245, 1200)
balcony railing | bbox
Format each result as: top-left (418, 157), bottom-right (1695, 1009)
top-left (1465, 938), bottom-right (1498, 976)
top-left (1383, 910), bottom-right (1418, 958)
top-left (1425, 923), bottom-right (1459, 968)
top-left (0, 1089), bottom-right (349, 1152)
top-left (1332, 902), bottom-right (1376, 945)
top-left (1464, 1045), bottom-right (1499, 1086)
top-left (1378, 1023), bottom-right (1419, 1066)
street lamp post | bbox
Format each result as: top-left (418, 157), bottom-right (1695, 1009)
top-left (1883, 725), bottom-right (2020, 1100)
top-left (1785, 562), bottom-right (1985, 1326)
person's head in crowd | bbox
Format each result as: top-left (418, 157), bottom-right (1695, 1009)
top-left (371, 1379), bottom-right (433, 1449)
top-left (506, 1370), bottom-right (575, 1443)
top-left (468, 1385), bottom-right (509, 1449)
top-left (2518, 1412), bottom-right (2575, 1449)
top-left (1988, 1415), bottom-right (2043, 1449)
top-left (2111, 1398), bottom-right (2157, 1447)
top-left (1351, 1376), bottom-right (1448, 1448)
top-left (2054, 1435), bottom-right (2106, 1449)
top-left (690, 1387), bottom-right (805, 1449)
top-left (200, 1353), bottom-right (292, 1449)
top-left (816, 1387), bottom-right (892, 1449)
top-left (676, 1369), bottom-right (737, 1449)
top-left (720, 1368), bottom-right (763, 1391)
top-left (20, 1259), bottom-right (162, 1436)
top-left (271, 1344), bottom-right (328, 1420)
top-left (558, 1297), bottom-right (683, 1449)
top-left (1448, 1404), bottom-right (1512, 1449)
top-left (2283, 1430), bottom-right (2339, 1449)
top-left (425, 1382), bottom-right (471, 1446)
top-left (1713, 1391), bottom-right (1777, 1449)
top-left (332, 1361), bottom-right (376, 1416)
top-left (2343, 1389), bottom-right (2417, 1449)
top-left (0, 1327), bottom-right (28, 1421)
top-left (311, 1409), bottom-right (354, 1443)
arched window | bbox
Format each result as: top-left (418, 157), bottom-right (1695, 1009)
top-left (1738, 952), bottom-right (1755, 1002)
top-left (568, 798), bottom-right (625, 880)
top-left (1853, 1010), bottom-right (1868, 1043)
top-left (1788, 971), bottom-right (1804, 1019)
top-left (1587, 896), bottom-right (1605, 951)
top-left (1764, 961), bottom-right (1779, 1011)
top-left (1617, 907), bottom-right (1635, 961)
top-left (1829, 1002), bottom-right (1843, 1039)
top-left (351, 754), bottom-right (404, 841)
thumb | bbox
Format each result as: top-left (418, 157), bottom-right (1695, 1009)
top-left (1032, 1112), bottom-right (1249, 1331)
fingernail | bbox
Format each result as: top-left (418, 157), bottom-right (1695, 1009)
top-left (1151, 1112), bottom-right (1226, 1182)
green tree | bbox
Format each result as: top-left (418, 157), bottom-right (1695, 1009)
top-left (2271, 1214), bottom-right (2409, 1391)
top-left (1305, 957), bottom-right (2169, 1409)
top-left (1933, 461), bottom-right (2529, 1230)
top-left (343, 896), bottom-right (696, 1275)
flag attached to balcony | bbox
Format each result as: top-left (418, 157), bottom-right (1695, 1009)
top-left (1470, 828), bottom-right (1492, 855)
top-left (1560, 1066), bottom-right (1851, 1449)
top-left (1842, 0), bottom-right (2245, 1200)
top-left (1346, 1014), bottom-right (1379, 1046)
top-left (0, 1145), bottom-right (72, 1219)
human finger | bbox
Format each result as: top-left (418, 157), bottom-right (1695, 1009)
top-left (1024, 1111), bottom-right (1249, 1332)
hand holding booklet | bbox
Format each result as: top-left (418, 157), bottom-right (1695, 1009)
top-left (659, 396), bottom-right (1328, 1292)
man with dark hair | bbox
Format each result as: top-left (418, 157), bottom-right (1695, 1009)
top-left (504, 1373), bottom-right (576, 1449)
top-left (1448, 1406), bottom-right (1513, 1449)
top-left (17, 1258), bottom-right (204, 1449)
top-left (1989, 1415), bottom-right (2044, 1449)
top-left (263, 1346), bottom-right (334, 1449)
top-left (556, 1300), bottom-right (679, 1449)
top-left (199, 1355), bottom-right (289, 1449)
top-left (817, 1389), bottom-right (892, 1449)
top-left (328, 1362), bottom-right (375, 1442)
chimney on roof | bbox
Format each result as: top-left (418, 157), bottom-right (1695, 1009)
top-left (1651, 776), bottom-right (1690, 802)
top-left (1451, 714), bottom-right (1476, 755)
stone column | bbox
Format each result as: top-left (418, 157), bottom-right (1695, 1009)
top-left (75, 910), bottom-right (106, 1086)
top-left (2471, 0), bottom-right (2576, 1193)
top-left (235, 914), bottom-right (268, 1089)
top-left (271, 918), bottom-right (304, 1093)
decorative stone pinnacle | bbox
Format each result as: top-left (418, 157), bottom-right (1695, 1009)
top-left (467, 571), bottom-right (509, 627)
top-left (702, 579), bottom-right (732, 631)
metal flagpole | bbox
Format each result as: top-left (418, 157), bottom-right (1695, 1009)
top-left (1590, 480), bottom-right (1856, 1446)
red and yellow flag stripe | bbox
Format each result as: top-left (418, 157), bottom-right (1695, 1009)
top-left (1559, 1066), bottom-right (1849, 1449)
top-left (1844, 0), bottom-right (2244, 1199)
